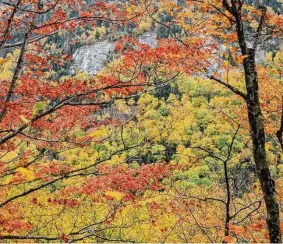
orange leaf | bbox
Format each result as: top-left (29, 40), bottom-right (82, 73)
top-left (223, 235), bottom-right (233, 243)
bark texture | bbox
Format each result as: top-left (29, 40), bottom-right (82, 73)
top-left (222, 1), bottom-right (281, 242)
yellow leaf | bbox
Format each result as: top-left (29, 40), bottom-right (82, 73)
top-left (0, 57), bottom-right (10, 65)
top-left (20, 115), bottom-right (29, 124)
top-left (1, 151), bottom-right (18, 162)
top-left (126, 6), bottom-right (132, 13)
top-left (105, 191), bottom-right (125, 201)
top-left (74, 72), bottom-right (89, 80)
top-left (16, 167), bottom-right (35, 181)
top-left (89, 128), bottom-right (107, 138)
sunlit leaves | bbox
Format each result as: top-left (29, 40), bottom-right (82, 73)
top-left (0, 0), bottom-right (282, 242)
top-left (15, 167), bottom-right (35, 181)
top-left (32, 101), bottom-right (47, 115)
top-left (89, 128), bottom-right (108, 139)
top-left (105, 191), bottom-right (125, 201)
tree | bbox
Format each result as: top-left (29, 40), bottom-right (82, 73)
top-left (0, 0), bottom-right (282, 242)
top-left (0, 0), bottom-right (179, 240)
top-left (141, 0), bottom-right (282, 242)
top-left (217, 2), bottom-right (281, 242)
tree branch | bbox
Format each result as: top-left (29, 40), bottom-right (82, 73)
top-left (276, 96), bottom-right (283, 151)
top-left (252, 5), bottom-right (267, 50)
top-left (210, 75), bottom-right (247, 100)
top-left (0, 27), bottom-right (32, 123)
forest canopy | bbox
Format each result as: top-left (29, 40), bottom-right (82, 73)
top-left (0, 0), bottom-right (282, 243)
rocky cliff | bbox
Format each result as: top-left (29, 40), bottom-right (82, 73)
top-left (71, 31), bottom-right (158, 75)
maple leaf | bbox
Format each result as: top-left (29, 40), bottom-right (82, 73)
top-left (235, 54), bottom-right (249, 63)
top-left (105, 191), bottom-right (125, 201)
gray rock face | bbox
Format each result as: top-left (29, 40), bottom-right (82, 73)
top-left (139, 31), bottom-right (158, 48)
top-left (72, 31), bottom-right (157, 75)
top-left (246, 35), bottom-right (280, 63)
top-left (246, 41), bottom-right (266, 64)
top-left (71, 40), bottom-right (115, 75)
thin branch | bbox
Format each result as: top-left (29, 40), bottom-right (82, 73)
top-left (252, 5), bottom-right (267, 50)
top-left (0, 27), bottom-right (32, 123)
top-left (0, 0), bottom-right (22, 48)
top-left (210, 75), bottom-right (247, 100)
top-left (0, 0), bottom-right (60, 14)
top-left (3, 31), bottom-right (58, 49)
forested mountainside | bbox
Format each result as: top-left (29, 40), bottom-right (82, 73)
top-left (0, 0), bottom-right (282, 243)
top-left (245, 0), bottom-right (282, 13)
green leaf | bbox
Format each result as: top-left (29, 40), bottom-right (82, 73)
top-left (33, 101), bottom-right (47, 115)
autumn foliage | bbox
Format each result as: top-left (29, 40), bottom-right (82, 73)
top-left (0, 0), bottom-right (282, 243)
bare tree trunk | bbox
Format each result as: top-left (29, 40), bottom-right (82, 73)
top-left (221, 1), bottom-right (281, 242)
top-left (244, 49), bottom-right (281, 243)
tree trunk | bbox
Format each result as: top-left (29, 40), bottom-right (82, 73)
top-left (224, 0), bottom-right (282, 240)
top-left (244, 48), bottom-right (281, 243)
